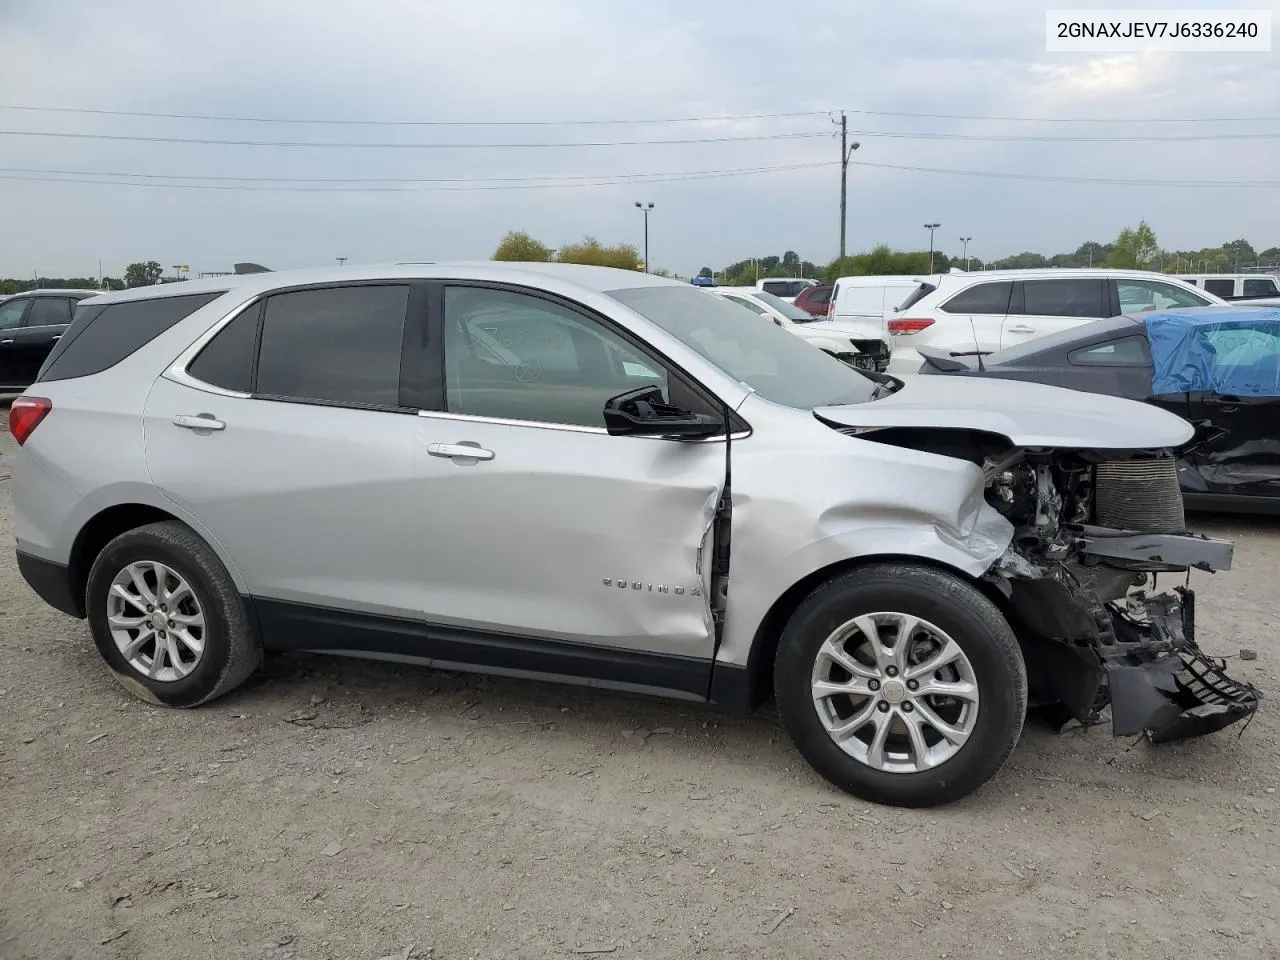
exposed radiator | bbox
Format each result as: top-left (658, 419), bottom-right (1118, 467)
top-left (1093, 457), bottom-right (1185, 533)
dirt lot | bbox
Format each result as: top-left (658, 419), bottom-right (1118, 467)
top-left (1, 414), bottom-right (1277, 960)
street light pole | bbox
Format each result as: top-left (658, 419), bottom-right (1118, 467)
top-left (959, 236), bottom-right (972, 270)
top-left (924, 223), bottom-right (941, 274)
top-left (635, 201), bottom-right (654, 272)
top-left (837, 112), bottom-right (860, 262)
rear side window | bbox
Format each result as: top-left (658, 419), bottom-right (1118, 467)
top-left (1020, 279), bottom-right (1107, 318)
top-left (254, 285), bottom-right (409, 407)
top-left (808, 287), bottom-right (832, 306)
top-left (1243, 278), bottom-right (1278, 297)
top-left (25, 298), bottom-right (72, 327)
top-left (941, 281), bottom-right (1013, 315)
top-left (895, 282), bottom-right (936, 313)
top-left (187, 302), bottom-right (261, 393)
top-left (38, 292), bottom-right (223, 383)
top-left (1067, 335), bottom-right (1151, 366)
top-left (1203, 278), bottom-right (1234, 298)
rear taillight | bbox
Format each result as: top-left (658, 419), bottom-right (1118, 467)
top-left (9, 396), bottom-right (52, 445)
top-left (887, 318), bottom-right (935, 336)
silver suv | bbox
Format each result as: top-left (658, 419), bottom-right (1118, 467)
top-left (9, 263), bottom-right (1259, 807)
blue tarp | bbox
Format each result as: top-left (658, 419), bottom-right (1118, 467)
top-left (1146, 305), bottom-right (1280, 397)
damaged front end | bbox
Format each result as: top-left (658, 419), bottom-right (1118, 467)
top-left (981, 449), bottom-right (1260, 742)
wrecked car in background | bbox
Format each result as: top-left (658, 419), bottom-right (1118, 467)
top-left (9, 265), bottom-right (1260, 811)
top-left (918, 305), bottom-right (1280, 514)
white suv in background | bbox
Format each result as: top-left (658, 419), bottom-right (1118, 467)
top-left (886, 269), bottom-right (1223, 374)
top-left (1175, 273), bottom-right (1280, 302)
top-left (710, 287), bottom-right (890, 371)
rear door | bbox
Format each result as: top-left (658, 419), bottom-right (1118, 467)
top-left (1001, 278), bottom-right (1108, 349)
top-left (409, 281), bottom-right (725, 686)
top-left (144, 282), bottom-right (426, 629)
top-left (936, 280), bottom-right (1012, 353)
top-left (12, 296), bottom-right (74, 384)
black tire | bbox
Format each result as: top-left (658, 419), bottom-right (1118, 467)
top-left (773, 562), bottom-right (1026, 808)
top-left (85, 521), bottom-right (260, 707)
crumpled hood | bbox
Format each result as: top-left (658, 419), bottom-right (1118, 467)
top-left (816, 373), bottom-right (1194, 449)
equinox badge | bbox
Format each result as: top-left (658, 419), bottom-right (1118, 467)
top-left (603, 577), bottom-right (703, 597)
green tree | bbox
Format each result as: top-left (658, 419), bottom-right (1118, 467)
top-left (555, 237), bottom-right (642, 270)
top-left (1222, 238), bottom-right (1256, 269)
top-left (124, 261), bottom-right (164, 287)
top-left (1105, 221), bottom-right (1158, 269)
top-left (697, 266), bottom-right (713, 278)
top-left (1259, 247), bottom-right (1280, 264)
top-left (492, 231), bottom-right (553, 262)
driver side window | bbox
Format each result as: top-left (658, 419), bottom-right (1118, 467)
top-left (443, 286), bottom-right (667, 428)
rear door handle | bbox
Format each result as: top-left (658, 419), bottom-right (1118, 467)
top-left (51, 335), bottom-right (61, 340)
top-left (172, 414), bottom-right (226, 431)
top-left (1006, 324), bottom-right (1035, 334)
top-left (0, 339), bottom-right (13, 345)
top-left (427, 441), bottom-right (495, 462)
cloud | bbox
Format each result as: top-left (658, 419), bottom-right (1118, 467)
top-left (0, 0), bottom-right (1277, 277)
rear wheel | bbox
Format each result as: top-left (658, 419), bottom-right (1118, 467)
top-left (774, 562), bottom-right (1026, 807)
top-left (85, 521), bottom-right (260, 707)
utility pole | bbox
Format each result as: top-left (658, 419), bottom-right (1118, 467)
top-left (635, 202), bottom-right (654, 272)
top-left (959, 236), bottom-right (972, 270)
top-left (837, 112), bottom-right (860, 262)
top-left (336, 257), bottom-right (348, 266)
top-left (924, 223), bottom-right (941, 274)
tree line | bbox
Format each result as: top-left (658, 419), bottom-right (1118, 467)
top-left (1, 260), bottom-right (169, 295)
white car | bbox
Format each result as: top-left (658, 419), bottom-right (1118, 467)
top-left (755, 277), bottom-right (817, 301)
top-left (885, 268), bottom-right (1224, 374)
top-left (827, 275), bottom-right (926, 334)
top-left (1174, 273), bottom-right (1280, 302)
top-left (710, 287), bottom-right (890, 371)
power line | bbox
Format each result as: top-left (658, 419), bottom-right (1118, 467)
top-left (841, 107), bottom-right (1280, 124)
top-left (0, 129), bottom-right (829, 149)
top-left (0, 163), bottom-right (828, 184)
top-left (847, 128), bottom-right (1280, 143)
top-left (0, 161), bottom-right (839, 192)
top-left (849, 158), bottom-right (1280, 187)
top-left (0, 103), bottom-right (832, 126)
top-left (3, 102), bottom-right (1276, 125)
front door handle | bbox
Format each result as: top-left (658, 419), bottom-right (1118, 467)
top-left (427, 441), bottom-right (495, 462)
top-left (172, 414), bottom-right (226, 431)
top-left (1006, 324), bottom-right (1035, 334)
top-left (51, 335), bottom-right (61, 340)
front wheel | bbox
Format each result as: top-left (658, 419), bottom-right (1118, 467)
top-left (774, 562), bottom-right (1027, 807)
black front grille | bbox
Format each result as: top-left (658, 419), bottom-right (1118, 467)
top-left (1093, 458), bottom-right (1185, 533)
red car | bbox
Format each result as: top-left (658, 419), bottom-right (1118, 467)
top-left (791, 283), bottom-right (833, 317)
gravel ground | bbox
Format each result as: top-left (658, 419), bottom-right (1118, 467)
top-left (1, 408), bottom-right (1277, 960)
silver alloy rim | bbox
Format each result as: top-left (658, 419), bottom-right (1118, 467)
top-left (810, 612), bottom-right (980, 773)
top-left (106, 561), bottom-right (206, 682)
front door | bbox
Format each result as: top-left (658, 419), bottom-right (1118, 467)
top-left (144, 283), bottom-right (424, 625)
top-left (1183, 320), bottom-right (1280, 500)
top-left (411, 283), bottom-right (726, 690)
top-left (1000, 278), bottom-right (1109, 350)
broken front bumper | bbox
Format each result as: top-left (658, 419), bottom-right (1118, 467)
top-left (1102, 590), bottom-right (1260, 741)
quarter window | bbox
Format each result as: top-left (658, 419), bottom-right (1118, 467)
top-left (1116, 280), bottom-right (1208, 315)
top-left (1021, 279), bottom-right (1107, 318)
top-left (1067, 335), bottom-right (1151, 366)
top-left (255, 285), bottom-right (409, 406)
top-left (0, 298), bottom-right (27, 329)
top-left (187, 302), bottom-right (261, 393)
top-left (1243, 278), bottom-right (1279, 297)
top-left (941, 281), bottom-right (1013, 315)
top-left (443, 286), bottom-right (667, 428)
top-left (25, 298), bottom-right (72, 327)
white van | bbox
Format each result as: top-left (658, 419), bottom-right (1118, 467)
top-left (828, 275), bottom-right (927, 333)
top-left (1174, 274), bottom-right (1280, 301)
top-left (755, 277), bottom-right (817, 301)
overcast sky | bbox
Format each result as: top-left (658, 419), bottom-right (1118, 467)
top-left (1, 0), bottom-right (1278, 278)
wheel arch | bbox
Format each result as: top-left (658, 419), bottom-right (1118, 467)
top-left (718, 553), bottom-right (1016, 714)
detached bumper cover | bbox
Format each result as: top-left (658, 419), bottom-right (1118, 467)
top-left (1101, 589), bottom-right (1260, 741)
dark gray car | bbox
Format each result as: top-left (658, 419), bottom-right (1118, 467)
top-left (917, 310), bottom-right (1280, 514)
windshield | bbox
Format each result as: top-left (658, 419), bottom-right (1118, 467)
top-left (608, 286), bottom-right (879, 407)
top-left (754, 291), bottom-right (815, 322)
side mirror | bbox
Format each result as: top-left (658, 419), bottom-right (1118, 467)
top-left (603, 386), bottom-right (724, 439)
